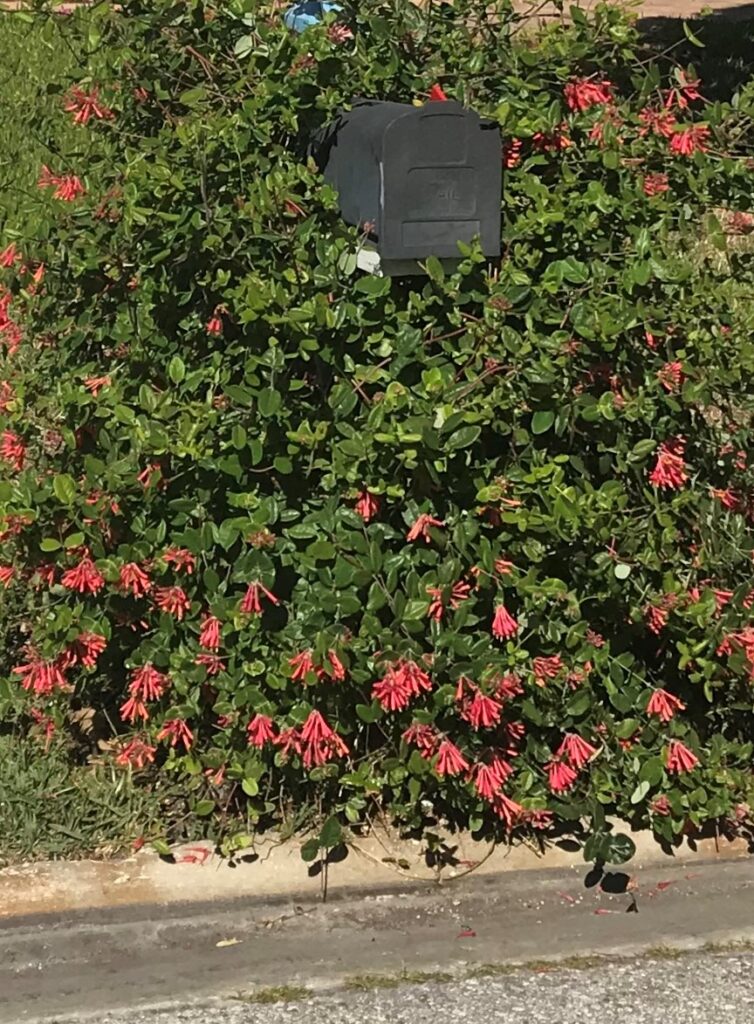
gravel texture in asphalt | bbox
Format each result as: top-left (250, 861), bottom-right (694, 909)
top-left (78, 952), bottom-right (754, 1024)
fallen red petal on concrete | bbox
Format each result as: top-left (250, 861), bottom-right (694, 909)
top-left (175, 846), bottom-right (212, 865)
top-left (593, 908), bottom-right (617, 915)
top-left (656, 880), bottom-right (675, 891)
top-left (558, 891), bottom-right (576, 904)
top-left (457, 928), bottom-right (477, 938)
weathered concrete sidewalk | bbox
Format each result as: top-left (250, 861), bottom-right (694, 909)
top-left (1, 855), bottom-right (752, 1023)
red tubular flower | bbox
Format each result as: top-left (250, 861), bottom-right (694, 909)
top-left (153, 585), bottom-right (191, 620)
top-left (289, 649), bottom-right (315, 682)
top-left (129, 664), bottom-right (169, 702)
top-left (525, 808), bottom-right (554, 830)
top-left (564, 77), bottom-right (613, 113)
top-left (61, 555), bottom-right (105, 595)
top-left (326, 649), bottom-right (346, 681)
top-left (71, 631), bottom-right (107, 668)
top-left (643, 173), bottom-right (670, 197)
top-left (372, 665), bottom-right (411, 711)
top-left (300, 709), bottom-right (348, 768)
top-left (115, 737), bottom-right (156, 769)
top-left (495, 672), bottom-right (524, 700)
top-left (247, 714), bottom-right (277, 748)
top-left (463, 690), bottom-right (502, 731)
top-left (0, 243), bottom-right (19, 267)
top-left (163, 547), bottom-right (196, 574)
top-left (556, 733), bottom-right (597, 769)
top-left (0, 381), bottom-right (15, 413)
top-left (666, 739), bottom-right (699, 774)
top-left (492, 603), bottom-right (519, 641)
top-left (503, 138), bottom-right (522, 168)
top-left (54, 175), bottom-right (86, 201)
top-left (472, 762), bottom-right (502, 801)
top-left (435, 739), bottom-right (469, 777)
top-left (489, 752), bottom-right (514, 784)
top-left (119, 695), bottom-right (149, 724)
top-left (399, 660), bottom-right (432, 696)
top-left (649, 437), bottom-right (687, 489)
top-left (651, 795), bottom-right (671, 816)
top-left (195, 653), bottom-right (226, 676)
top-left (491, 792), bottom-right (524, 829)
top-left (0, 565), bottom-right (15, 588)
top-left (669, 124), bottom-right (710, 156)
top-left (240, 581), bottom-right (279, 614)
top-left (1, 430), bottom-right (26, 471)
top-left (119, 562), bottom-right (151, 596)
top-left (137, 462), bottom-right (162, 488)
top-left (546, 759), bottom-right (578, 794)
top-left (199, 614), bottom-right (222, 651)
top-left (13, 658), bottom-right (68, 695)
top-left (657, 361), bottom-right (683, 391)
top-left (28, 709), bottom-right (55, 751)
top-left (532, 125), bottom-right (572, 151)
top-left (33, 563), bottom-right (56, 588)
top-left (64, 85), bottom-right (113, 124)
top-left (355, 490), bottom-right (380, 522)
top-left (275, 726), bottom-right (303, 757)
top-left (532, 655), bottom-right (563, 686)
top-left (84, 375), bottom-right (111, 396)
top-left (426, 586), bottom-right (444, 621)
top-left (647, 688), bottom-right (686, 723)
top-left (711, 487), bottom-right (741, 512)
top-left (206, 315), bottom-right (223, 336)
top-left (428, 83), bottom-right (448, 102)
top-left (639, 107), bottom-right (677, 138)
top-left (157, 717), bottom-right (194, 750)
top-left (402, 722), bottom-right (439, 758)
top-left (645, 603), bottom-right (669, 635)
top-left (406, 512), bottom-right (445, 543)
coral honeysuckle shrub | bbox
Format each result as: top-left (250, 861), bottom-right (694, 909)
top-left (2, 0), bottom-right (754, 860)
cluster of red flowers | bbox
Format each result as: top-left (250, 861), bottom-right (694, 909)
top-left (406, 512), bottom-right (445, 543)
top-left (455, 677), bottom-right (502, 730)
top-left (240, 581), bottom-right (279, 614)
top-left (37, 165), bottom-right (85, 202)
top-left (249, 710), bottom-right (348, 769)
top-left (649, 437), bottom-right (688, 489)
top-left (61, 554), bottom-right (105, 595)
top-left (154, 585), bottom-right (191, 619)
top-left (426, 579), bottom-right (471, 621)
top-left (564, 77), bottom-right (613, 113)
top-left (288, 648), bottom-right (346, 683)
top-left (0, 430), bottom-right (25, 471)
top-left (63, 85), bottom-right (113, 125)
top-left (372, 659), bottom-right (433, 711)
top-left (546, 733), bottom-right (598, 794)
top-left (13, 657), bottom-right (69, 696)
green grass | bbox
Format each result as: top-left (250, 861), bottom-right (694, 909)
top-left (232, 986), bottom-right (311, 1004)
top-left (0, 734), bottom-right (166, 864)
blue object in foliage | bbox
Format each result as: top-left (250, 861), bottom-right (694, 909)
top-left (283, 1), bottom-right (343, 33)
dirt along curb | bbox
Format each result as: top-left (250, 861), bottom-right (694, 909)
top-left (0, 825), bottom-right (749, 921)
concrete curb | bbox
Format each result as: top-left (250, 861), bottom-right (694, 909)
top-left (0, 827), bottom-right (749, 920)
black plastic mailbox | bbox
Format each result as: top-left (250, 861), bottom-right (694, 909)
top-left (316, 99), bottom-right (502, 265)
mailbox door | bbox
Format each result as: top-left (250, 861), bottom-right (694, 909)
top-left (379, 103), bottom-right (501, 261)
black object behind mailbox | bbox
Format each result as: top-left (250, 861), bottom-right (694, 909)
top-left (316, 99), bottom-right (501, 263)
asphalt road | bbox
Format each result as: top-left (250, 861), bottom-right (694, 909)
top-left (60, 952), bottom-right (754, 1024)
top-left (6, 860), bottom-right (754, 1024)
